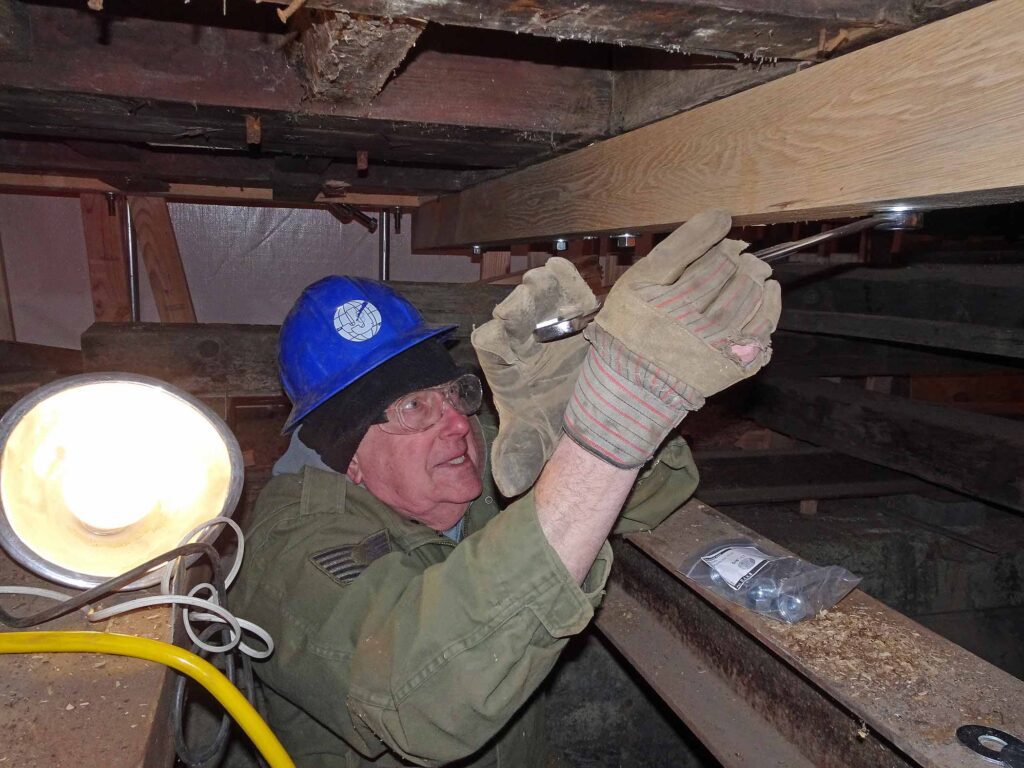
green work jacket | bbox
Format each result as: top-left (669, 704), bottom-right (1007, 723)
top-left (230, 435), bottom-right (698, 767)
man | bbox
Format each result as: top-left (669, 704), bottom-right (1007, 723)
top-left (231, 211), bottom-right (780, 767)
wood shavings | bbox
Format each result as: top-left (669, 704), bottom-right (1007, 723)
top-left (762, 604), bottom-right (956, 700)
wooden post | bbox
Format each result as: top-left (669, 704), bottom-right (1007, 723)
top-left (128, 196), bottom-right (196, 323)
top-left (479, 250), bottom-right (511, 281)
top-left (80, 192), bottom-right (131, 322)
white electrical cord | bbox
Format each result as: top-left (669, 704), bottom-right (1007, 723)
top-left (0, 517), bottom-right (273, 660)
top-left (91, 517), bottom-right (273, 659)
top-left (0, 585), bottom-right (76, 602)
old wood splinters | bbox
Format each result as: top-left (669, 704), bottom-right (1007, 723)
top-left (277, 0), bottom-right (307, 24)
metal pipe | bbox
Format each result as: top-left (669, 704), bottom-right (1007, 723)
top-left (378, 209), bottom-right (391, 281)
top-left (125, 197), bottom-right (141, 322)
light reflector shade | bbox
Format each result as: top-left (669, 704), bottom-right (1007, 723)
top-left (0, 374), bottom-right (243, 589)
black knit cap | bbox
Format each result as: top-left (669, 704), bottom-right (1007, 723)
top-left (299, 338), bottom-right (463, 473)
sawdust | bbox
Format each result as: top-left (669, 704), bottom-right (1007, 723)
top-left (761, 604), bottom-right (957, 701)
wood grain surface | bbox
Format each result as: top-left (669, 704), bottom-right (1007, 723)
top-left (413, 0), bottom-right (1024, 248)
top-left (128, 197), bottom-right (196, 323)
top-left (79, 192), bottom-right (131, 323)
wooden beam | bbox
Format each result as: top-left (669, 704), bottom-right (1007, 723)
top-left (79, 192), bottom-right (131, 323)
top-left (80, 282), bottom-right (515, 396)
top-left (605, 503), bottom-right (1024, 768)
top-left (693, 446), bottom-right (931, 506)
top-left (294, 10), bottom-right (424, 103)
top-left (258, 0), bottom-right (917, 56)
top-left (0, 173), bottom-right (421, 208)
top-left (0, 84), bottom-right (583, 175)
top-left (1, 6), bottom-right (611, 145)
top-left (769, 331), bottom-right (1020, 378)
top-left (412, 0), bottom-right (1024, 249)
top-left (777, 263), bottom-right (1024, 329)
top-left (0, 341), bottom-right (81, 373)
top-left (749, 376), bottom-right (1024, 512)
top-left (0, 137), bottom-right (498, 195)
top-left (128, 197), bottom-right (196, 323)
top-left (82, 322), bottom-right (282, 398)
top-left (778, 309), bottom-right (1024, 360)
top-left (611, 53), bottom-right (800, 133)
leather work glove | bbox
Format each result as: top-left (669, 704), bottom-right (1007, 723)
top-left (472, 257), bottom-right (599, 497)
top-left (564, 210), bottom-right (781, 468)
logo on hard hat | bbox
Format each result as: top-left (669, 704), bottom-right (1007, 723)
top-left (333, 300), bottom-right (382, 342)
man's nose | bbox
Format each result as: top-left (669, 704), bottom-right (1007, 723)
top-left (438, 403), bottom-right (471, 437)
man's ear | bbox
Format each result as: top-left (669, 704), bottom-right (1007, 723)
top-left (346, 453), bottom-right (363, 484)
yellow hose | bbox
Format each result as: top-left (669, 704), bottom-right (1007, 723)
top-left (0, 631), bottom-right (295, 768)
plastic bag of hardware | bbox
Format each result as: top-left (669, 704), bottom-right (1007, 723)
top-left (679, 538), bottom-right (861, 624)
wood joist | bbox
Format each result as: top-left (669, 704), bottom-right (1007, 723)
top-left (692, 446), bottom-right (931, 506)
top-left (739, 256), bottom-right (1024, 512)
top-left (0, 0), bottom-right (987, 198)
top-left (412, 0), bottom-right (1024, 249)
top-left (776, 262), bottom-right (1024, 360)
top-left (252, 0), bottom-right (941, 57)
top-left (0, 2), bottom-right (610, 196)
top-left (0, 88), bottom-right (577, 191)
top-left (769, 331), bottom-right (1019, 379)
top-left (749, 376), bottom-right (1024, 513)
top-left (0, 2), bottom-right (609, 137)
top-left (0, 137), bottom-right (499, 199)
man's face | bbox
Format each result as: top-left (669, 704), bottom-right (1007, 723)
top-left (346, 403), bottom-right (484, 531)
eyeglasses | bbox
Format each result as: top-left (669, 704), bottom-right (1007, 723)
top-left (376, 373), bottom-right (482, 434)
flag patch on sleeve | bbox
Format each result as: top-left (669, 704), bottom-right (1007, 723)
top-left (310, 530), bottom-right (392, 585)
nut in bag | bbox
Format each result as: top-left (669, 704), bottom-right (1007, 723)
top-left (679, 538), bottom-right (861, 624)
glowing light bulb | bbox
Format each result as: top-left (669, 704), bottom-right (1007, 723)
top-left (0, 375), bottom-right (242, 588)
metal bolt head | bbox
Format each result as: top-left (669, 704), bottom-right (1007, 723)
top-left (876, 210), bottom-right (923, 231)
top-left (777, 592), bottom-right (808, 623)
top-left (745, 577), bottom-right (779, 613)
top-left (554, 238), bottom-right (568, 252)
top-left (707, 567), bottom-right (726, 589)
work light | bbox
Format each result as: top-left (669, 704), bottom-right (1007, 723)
top-left (0, 373), bottom-right (243, 590)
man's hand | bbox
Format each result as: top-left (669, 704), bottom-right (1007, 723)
top-left (472, 258), bottom-right (599, 497)
top-left (564, 210), bottom-right (781, 468)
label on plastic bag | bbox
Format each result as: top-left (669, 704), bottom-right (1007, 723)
top-left (701, 546), bottom-right (777, 590)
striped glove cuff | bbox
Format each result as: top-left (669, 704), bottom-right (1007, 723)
top-left (563, 326), bottom-right (704, 468)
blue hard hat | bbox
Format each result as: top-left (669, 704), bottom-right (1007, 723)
top-left (279, 276), bottom-right (456, 432)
